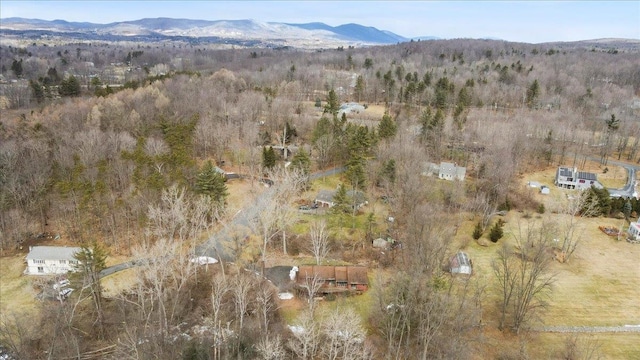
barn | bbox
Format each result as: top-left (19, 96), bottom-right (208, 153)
top-left (449, 251), bottom-right (472, 275)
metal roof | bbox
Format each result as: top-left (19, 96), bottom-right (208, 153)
top-left (450, 251), bottom-right (471, 268)
top-left (25, 246), bottom-right (82, 261)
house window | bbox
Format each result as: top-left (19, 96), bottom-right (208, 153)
top-left (34, 259), bottom-right (45, 264)
top-left (69, 260), bottom-right (78, 265)
top-left (37, 266), bottom-right (44, 273)
top-left (59, 260), bottom-right (67, 265)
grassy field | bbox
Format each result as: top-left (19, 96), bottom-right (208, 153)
top-left (522, 161), bottom-right (628, 191)
top-left (455, 208), bottom-right (640, 359)
top-left (0, 255), bottom-right (39, 316)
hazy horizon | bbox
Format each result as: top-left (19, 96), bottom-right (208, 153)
top-left (1, 1), bottom-right (639, 44)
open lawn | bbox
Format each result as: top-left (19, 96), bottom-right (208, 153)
top-left (0, 255), bottom-right (39, 316)
top-left (455, 210), bottom-right (640, 359)
top-left (523, 161), bottom-right (628, 192)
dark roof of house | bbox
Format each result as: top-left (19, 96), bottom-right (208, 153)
top-left (314, 189), bottom-right (367, 205)
top-left (25, 246), bottom-right (82, 261)
top-left (576, 171), bottom-right (597, 181)
top-left (296, 265), bottom-right (368, 285)
top-left (315, 189), bottom-right (335, 203)
top-left (559, 167), bottom-right (574, 177)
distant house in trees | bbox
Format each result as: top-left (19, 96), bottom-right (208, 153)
top-left (294, 265), bottom-right (368, 294)
top-left (554, 166), bottom-right (602, 190)
top-left (337, 102), bottom-right (365, 118)
top-left (422, 162), bottom-right (466, 181)
top-left (449, 251), bottom-right (472, 275)
top-left (314, 189), bottom-right (367, 209)
top-left (214, 165), bottom-right (239, 180)
top-left (25, 246), bottom-right (82, 275)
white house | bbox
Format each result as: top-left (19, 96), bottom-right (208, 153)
top-left (554, 166), bottom-right (602, 190)
top-left (25, 246), bottom-right (82, 275)
top-left (423, 162), bottom-right (466, 181)
top-left (438, 162), bottom-right (466, 181)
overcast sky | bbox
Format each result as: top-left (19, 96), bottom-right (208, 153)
top-left (1, 1), bottom-right (639, 43)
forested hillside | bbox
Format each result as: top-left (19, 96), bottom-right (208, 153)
top-left (1, 37), bottom-right (639, 359)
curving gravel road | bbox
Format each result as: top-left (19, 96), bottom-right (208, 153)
top-left (196, 166), bottom-right (346, 262)
top-left (101, 167), bottom-right (347, 277)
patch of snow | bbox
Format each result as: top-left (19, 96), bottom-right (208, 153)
top-left (278, 292), bottom-right (294, 300)
top-left (190, 256), bottom-right (218, 265)
top-left (288, 325), bottom-right (305, 335)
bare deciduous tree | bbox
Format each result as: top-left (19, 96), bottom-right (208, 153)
top-left (256, 335), bottom-right (286, 360)
top-left (552, 189), bottom-right (599, 263)
top-left (287, 309), bottom-right (320, 360)
top-left (492, 221), bottom-right (556, 334)
top-left (256, 282), bottom-right (279, 334)
top-left (309, 220), bottom-right (330, 265)
top-left (321, 307), bottom-right (370, 360)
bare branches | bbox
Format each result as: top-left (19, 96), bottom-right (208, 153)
top-left (309, 220), bottom-right (330, 265)
top-left (493, 220), bottom-right (556, 334)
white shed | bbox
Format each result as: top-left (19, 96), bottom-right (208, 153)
top-left (449, 251), bottom-right (472, 275)
top-left (24, 246), bottom-right (81, 275)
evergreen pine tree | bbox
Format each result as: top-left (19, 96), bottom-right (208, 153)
top-left (195, 160), bottom-right (228, 207)
top-left (473, 222), bottom-right (483, 240)
top-left (525, 79), bottom-right (540, 108)
top-left (331, 183), bottom-right (350, 215)
top-left (489, 221), bottom-right (504, 243)
top-left (378, 112), bottom-right (397, 139)
top-left (60, 75), bottom-right (81, 97)
top-left (262, 146), bottom-right (276, 170)
top-left (72, 241), bottom-right (108, 337)
top-left (323, 89), bottom-right (340, 120)
top-left (290, 148), bottom-right (311, 176)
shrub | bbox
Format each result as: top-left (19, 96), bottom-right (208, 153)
top-left (472, 222), bottom-right (483, 240)
top-left (537, 203), bottom-right (545, 214)
top-left (489, 221), bottom-right (504, 243)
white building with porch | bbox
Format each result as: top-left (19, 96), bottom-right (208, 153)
top-left (24, 246), bottom-right (81, 275)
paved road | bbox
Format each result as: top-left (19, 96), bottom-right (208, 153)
top-left (572, 154), bottom-right (639, 198)
top-left (99, 259), bottom-right (138, 278)
top-left (600, 159), bottom-right (638, 198)
top-left (534, 325), bottom-right (640, 333)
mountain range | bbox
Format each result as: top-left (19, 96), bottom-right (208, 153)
top-left (0, 17), bottom-right (435, 47)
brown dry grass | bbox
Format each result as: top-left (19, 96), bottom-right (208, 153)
top-left (523, 161), bottom-right (628, 190)
top-left (581, 159), bottom-right (628, 188)
top-left (456, 210), bottom-right (640, 359)
top-left (0, 255), bottom-right (40, 316)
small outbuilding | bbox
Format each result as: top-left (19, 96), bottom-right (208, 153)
top-left (449, 251), bottom-right (472, 275)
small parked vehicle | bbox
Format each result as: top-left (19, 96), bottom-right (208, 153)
top-left (53, 279), bottom-right (70, 290)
